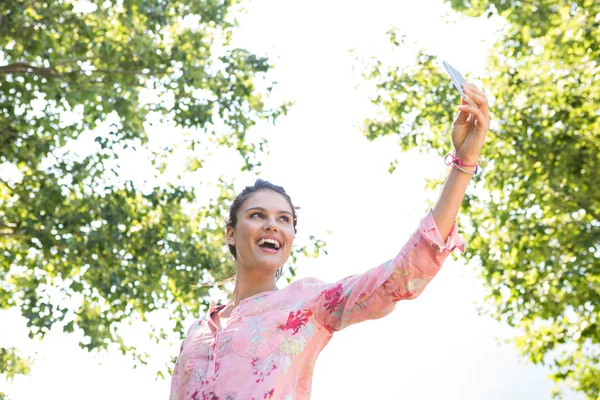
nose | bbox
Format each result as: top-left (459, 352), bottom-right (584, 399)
top-left (263, 216), bottom-right (278, 231)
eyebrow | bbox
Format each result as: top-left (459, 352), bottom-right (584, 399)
top-left (245, 206), bottom-right (293, 216)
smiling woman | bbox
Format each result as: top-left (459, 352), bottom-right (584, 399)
top-left (171, 177), bottom-right (460, 399)
top-left (170, 109), bottom-right (489, 400)
top-left (169, 80), bottom-right (490, 398)
top-left (171, 71), bottom-right (489, 400)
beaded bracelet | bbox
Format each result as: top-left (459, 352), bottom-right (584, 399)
top-left (444, 153), bottom-right (481, 176)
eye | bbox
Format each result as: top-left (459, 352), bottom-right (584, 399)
top-left (279, 215), bottom-right (290, 222)
top-left (250, 212), bottom-right (263, 218)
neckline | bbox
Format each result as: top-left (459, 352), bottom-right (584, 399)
top-left (210, 289), bottom-right (278, 317)
top-left (238, 289), bottom-right (278, 304)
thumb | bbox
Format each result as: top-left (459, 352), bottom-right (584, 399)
top-left (454, 99), bottom-right (470, 124)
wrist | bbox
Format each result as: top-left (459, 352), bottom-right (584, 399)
top-left (450, 164), bottom-right (477, 177)
top-left (460, 159), bottom-right (479, 167)
top-left (445, 153), bottom-right (481, 176)
top-left (455, 152), bottom-right (480, 166)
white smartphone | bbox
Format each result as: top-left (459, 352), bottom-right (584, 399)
top-left (442, 60), bottom-right (476, 107)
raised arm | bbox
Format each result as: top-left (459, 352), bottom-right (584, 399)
top-left (300, 84), bottom-right (489, 333)
top-left (432, 83), bottom-right (490, 241)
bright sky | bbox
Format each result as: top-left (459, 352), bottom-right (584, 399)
top-left (0, 0), bottom-right (585, 399)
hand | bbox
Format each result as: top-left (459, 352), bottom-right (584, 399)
top-left (451, 83), bottom-right (490, 165)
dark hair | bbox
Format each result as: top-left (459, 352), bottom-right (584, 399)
top-left (226, 179), bottom-right (298, 260)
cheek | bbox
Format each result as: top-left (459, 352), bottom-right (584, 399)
top-left (238, 222), bottom-right (259, 240)
top-left (284, 229), bottom-right (295, 247)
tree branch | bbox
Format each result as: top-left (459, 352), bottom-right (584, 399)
top-left (0, 177), bottom-right (14, 192)
top-left (0, 62), bottom-right (64, 79)
top-left (0, 61), bottom-right (168, 81)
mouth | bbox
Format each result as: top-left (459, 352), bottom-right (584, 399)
top-left (256, 237), bottom-right (282, 254)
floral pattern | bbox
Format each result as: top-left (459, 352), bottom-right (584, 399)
top-left (169, 209), bottom-right (464, 400)
top-left (251, 354), bottom-right (278, 383)
top-left (320, 283), bottom-right (344, 312)
top-left (278, 309), bottom-right (312, 335)
top-left (279, 337), bottom-right (306, 356)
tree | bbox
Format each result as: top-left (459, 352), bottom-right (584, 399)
top-left (361, 0), bottom-right (599, 397)
top-left (0, 0), bottom-right (325, 390)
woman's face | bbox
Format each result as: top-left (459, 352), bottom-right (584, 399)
top-left (226, 190), bottom-right (295, 273)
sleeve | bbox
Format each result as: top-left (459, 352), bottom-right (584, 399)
top-left (169, 319), bottom-right (199, 399)
top-left (302, 209), bottom-right (465, 333)
top-left (169, 354), bottom-right (181, 400)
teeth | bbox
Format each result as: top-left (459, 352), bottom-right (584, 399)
top-left (258, 238), bottom-right (280, 249)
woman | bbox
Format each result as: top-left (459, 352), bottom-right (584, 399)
top-left (169, 84), bottom-right (489, 400)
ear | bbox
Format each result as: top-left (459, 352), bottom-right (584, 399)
top-left (226, 226), bottom-right (236, 246)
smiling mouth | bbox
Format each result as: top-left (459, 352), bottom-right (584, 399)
top-left (257, 237), bottom-right (281, 250)
top-left (258, 246), bottom-right (280, 254)
top-left (257, 239), bottom-right (282, 254)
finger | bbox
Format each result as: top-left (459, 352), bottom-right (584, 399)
top-left (462, 83), bottom-right (487, 101)
top-left (458, 104), bottom-right (488, 129)
top-left (463, 86), bottom-right (488, 109)
top-left (463, 95), bottom-right (477, 108)
top-left (454, 100), bottom-right (471, 124)
top-left (464, 83), bottom-right (484, 95)
top-left (463, 89), bottom-right (489, 123)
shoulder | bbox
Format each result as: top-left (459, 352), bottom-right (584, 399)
top-left (287, 276), bottom-right (330, 294)
top-left (184, 314), bottom-right (208, 337)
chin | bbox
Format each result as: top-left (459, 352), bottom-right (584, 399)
top-left (256, 250), bottom-right (290, 265)
top-left (260, 260), bottom-right (285, 270)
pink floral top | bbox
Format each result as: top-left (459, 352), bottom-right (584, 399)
top-left (169, 210), bottom-right (465, 400)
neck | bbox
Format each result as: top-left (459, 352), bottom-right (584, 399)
top-left (228, 265), bottom-right (279, 308)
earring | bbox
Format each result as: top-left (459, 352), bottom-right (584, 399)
top-left (275, 266), bottom-right (284, 281)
